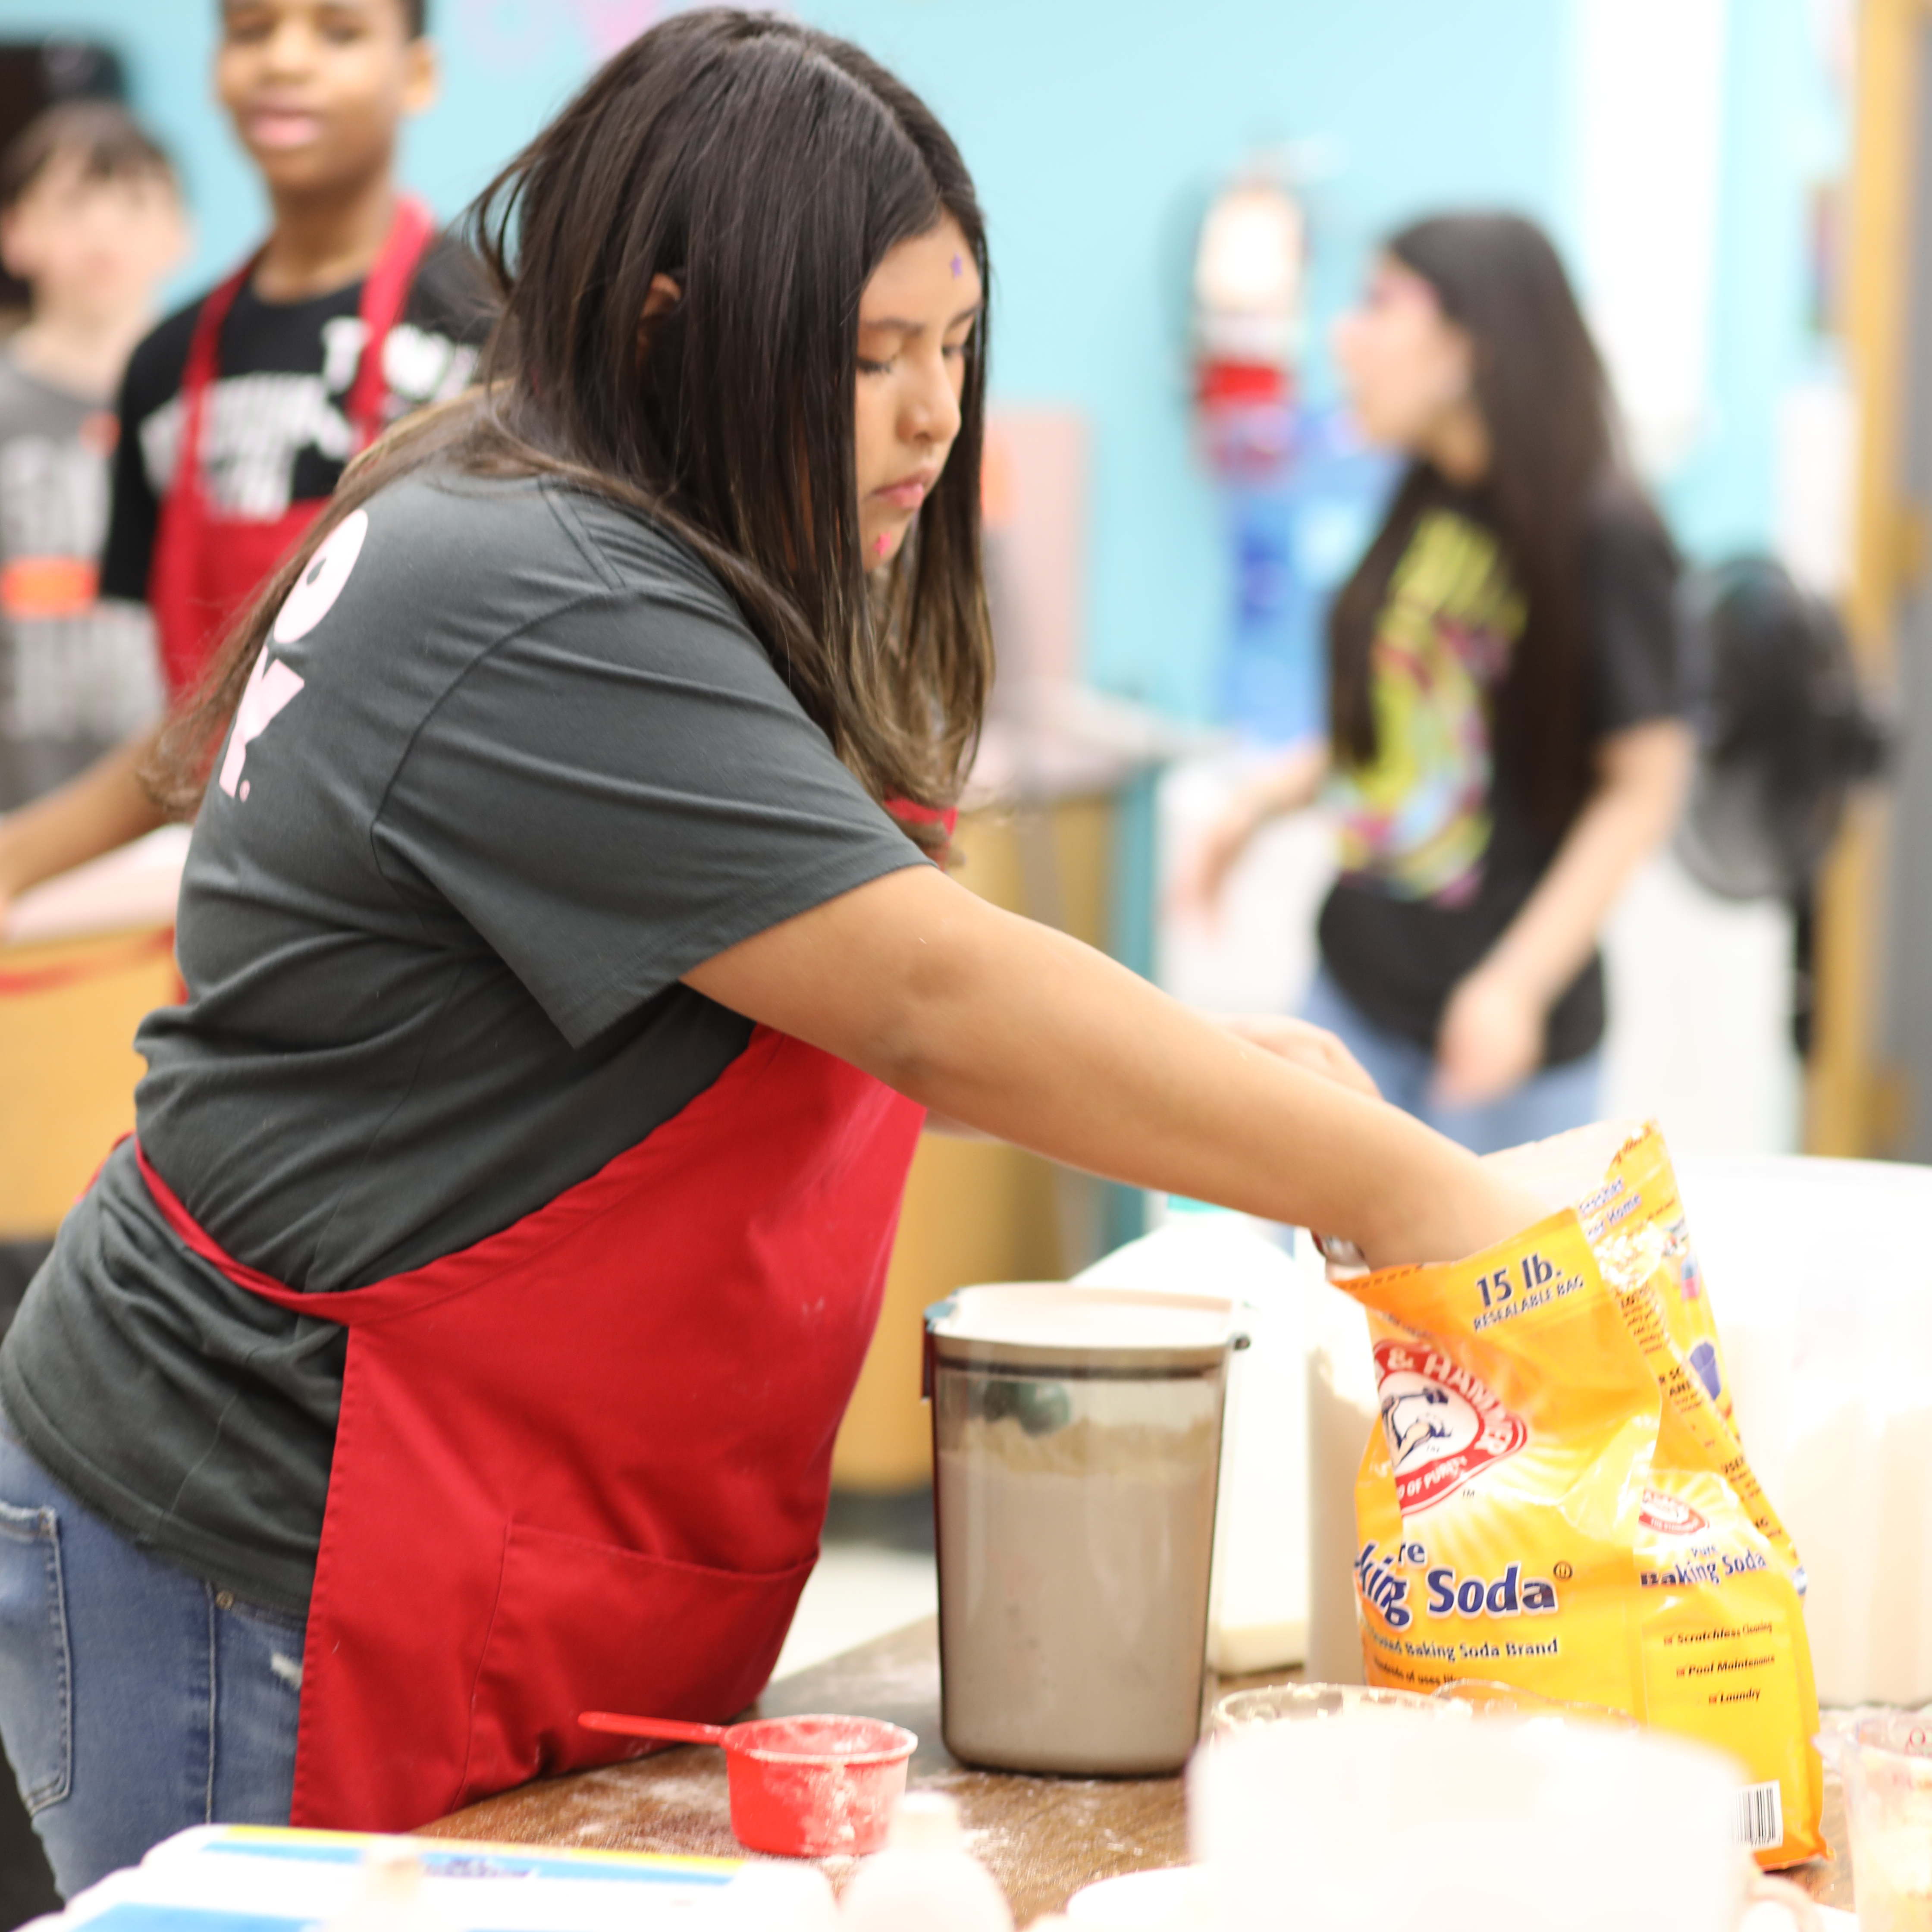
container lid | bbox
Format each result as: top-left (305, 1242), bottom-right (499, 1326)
top-left (925, 1283), bottom-right (1241, 1373)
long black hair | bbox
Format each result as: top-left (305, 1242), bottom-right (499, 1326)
top-left (1328, 212), bottom-right (1648, 831)
top-left (160, 9), bottom-right (992, 849)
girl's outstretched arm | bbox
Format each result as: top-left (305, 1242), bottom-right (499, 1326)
top-left (685, 859), bottom-right (1545, 1269)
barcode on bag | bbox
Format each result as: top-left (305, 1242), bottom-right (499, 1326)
top-left (1733, 1780), bottom-right (1785, 1850)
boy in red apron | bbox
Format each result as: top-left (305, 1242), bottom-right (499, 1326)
top-left (0, 0), bottom-right (490, 916)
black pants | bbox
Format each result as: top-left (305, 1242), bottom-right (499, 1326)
top-left (0, 1237), bottom-right (60, 1924)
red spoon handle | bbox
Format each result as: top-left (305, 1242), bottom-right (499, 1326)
top-left (579, 1710), bottom-right (728, 1747)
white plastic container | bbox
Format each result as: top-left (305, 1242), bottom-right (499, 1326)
top-left (1304, 1280), bottom-right (1377, 1686)
top-left (713, 1861), bottom-right (839, 1932)
top-left (1674, 1152), bottom-right (1932, 1706)
top-left (839, 1793), bottom-right (1013, 1932)
top-left (927, 1284), bottom-right (1239, 1773)
top-left (1189, 1709), bottom-right (1744, 1932)
top-left (1074, 1207), bottom-right (1318, 1672)
top-left (50, 1825), bottom-right (737, 1927)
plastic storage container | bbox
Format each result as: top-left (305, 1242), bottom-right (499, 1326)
top-left (1675, 1153), bottom-right (1932, 1705)
top-left (1189, 1707), bottom-right (1744, 1932)
top-left (1207, 1681), bottom-right (1451, 1739)
top-left (925, 1284), bottom-right (1242, 1775)
top-left (1074, 1207), bottom-right (1318, 1673)
top-left (1819, 1712), bottom-right (1932, 1932)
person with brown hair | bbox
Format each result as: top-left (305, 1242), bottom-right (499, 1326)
top-left (0, 94), bottom-right (190, 1932)
top-left (0, 101), bottom-right (183, 814)
top-left (1183, 213), bottom-right (1693, 1151)
top-left (0, 17), bottom-right (1542, 1893)
top-left (0, 102), bottom-right (184, 1322)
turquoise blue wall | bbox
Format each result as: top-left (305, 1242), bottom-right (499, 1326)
top-left (804, 0), bottom-right (1569, 719)
top-left (0, 1), bottom-right (591, 288)
top-left (1661, 0), bottom-right (1849, 558)
top-left (3, 0), bottom-right (1836, 715)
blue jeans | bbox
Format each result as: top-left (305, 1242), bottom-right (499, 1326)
top-left (1302, 967), bottom-right (1602, 1155)
top-left (0, 1406), bottom-right (301, 1898)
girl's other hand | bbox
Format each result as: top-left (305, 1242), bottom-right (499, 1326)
top-left (1167, 800), bottom-right (1259, 930)
top-left (1218, 1013), bottom-right (1380, 1101)
top-left (1167, 740), bottom-right (1331, 929)
top-left (1220, 1016), bottom-right (1378, 1285)
top-left (1432, 963), bottom-right (1543, 1107)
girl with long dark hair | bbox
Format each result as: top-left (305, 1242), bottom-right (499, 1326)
top-left (0, 21), bottom-right (1540, 1889)
top-left (1187, 213), bottom-right (1693, 1150)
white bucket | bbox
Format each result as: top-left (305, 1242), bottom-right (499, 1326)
top-left (1074, 1209), bottom-right (1319, 1673)
top-left (1677, 1153), bottom-right (1932, 1705)
top-left (1190, 1708), bottom-right (1743, 1932)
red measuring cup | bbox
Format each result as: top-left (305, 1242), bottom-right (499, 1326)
top-left (580, 1709), bottom-right (918, 1856)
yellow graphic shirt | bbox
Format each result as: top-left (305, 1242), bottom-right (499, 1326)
top-left (1332, 508), bottom-right (1525, 905)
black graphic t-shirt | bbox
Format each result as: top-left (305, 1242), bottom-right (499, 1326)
top-left (99, 232), bottom-right (493, 603)
top-left (1317, 472), bottom-right (1684, 1067)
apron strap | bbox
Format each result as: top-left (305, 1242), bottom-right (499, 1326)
top-left (343, 194), bottom-right (438, 452)
top-left (132, 1139), bottom-right (448, 1328)
top-left (163, 193), bottom-right (440, 521)
top-left (134, 1140), bottom-right (314, 1312)
top-left (166, 257), bottom-right (257, 527)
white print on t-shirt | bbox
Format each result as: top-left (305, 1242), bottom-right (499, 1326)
top-left (274, 508), bottom-right (368, 643)
top-left (319, 316), bottom-right (367, 392)
top-left (0, 431), bottom-right (105, 557)
top-left (142, 373), bottom-right (352, 520)
top-left (5, 600), bottom-right (159, 739)
top-left (137, 335), bottom-right (479, 519)
top-left (219, 647), bottom-right (304, 801)
top-left (218, 505), bottom-right (367, 797)
top-left (0, 430), bottom-right (163, 739)
top-left (380, 323), bottom-right (476, 414)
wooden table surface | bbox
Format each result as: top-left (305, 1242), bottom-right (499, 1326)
top-left (423, 1618), bottom-right (1854, 1923)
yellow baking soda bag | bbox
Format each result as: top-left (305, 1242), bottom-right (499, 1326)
top-left (1491, 1120), bottom-right (1737, 1429)
top-left (1342, 1173), bottom-right (1824, 1868)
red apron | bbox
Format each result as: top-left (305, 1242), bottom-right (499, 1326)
top-left (149, 196), bottom-right (436, 699)
top-left (133, 1023), bottom-right (924, 1831)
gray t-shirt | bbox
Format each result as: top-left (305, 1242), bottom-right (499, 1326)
top-left (0, 469), bottom-right (926, 1611)
top-left (0, 351), bottom-right (161, 809)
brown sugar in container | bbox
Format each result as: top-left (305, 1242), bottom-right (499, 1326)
top-left (924, 1284), bottom-right (1242, 1775)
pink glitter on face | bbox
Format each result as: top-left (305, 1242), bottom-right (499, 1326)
top-left (951, 254), bottom-right (964, 277)
top-left (875, 533), bottom-right (891, 557)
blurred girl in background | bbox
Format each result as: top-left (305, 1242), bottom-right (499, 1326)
top-left (0, 102), bottom-right (181, 808)
top-left (1186, 213), bottom-right (1693, 1152)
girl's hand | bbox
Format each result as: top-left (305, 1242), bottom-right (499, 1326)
top-left (1167, 801), bottom-right (1261, 928)
top-left (1222, 1017), bottom-right (1381, 1265)
top-left (1218, 1013), bottom-right (1380, 1101)
top-left (1360, 1159), bottom-right (1552, 1271)
top-left (1432, 963), bottom-right (1544, 1108)
top-left (1167, 740), bottom-right (1331, 928)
